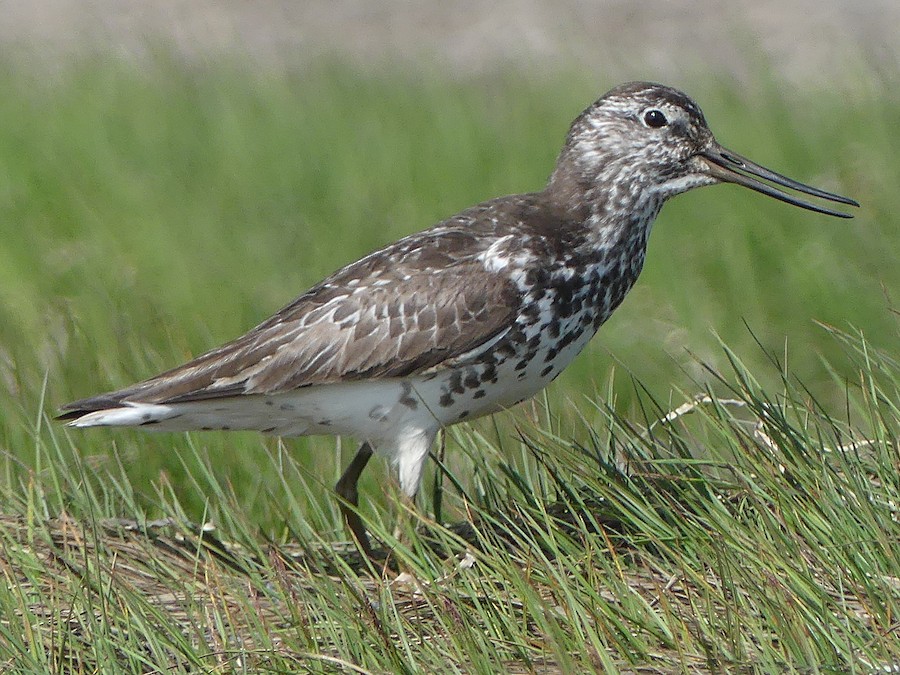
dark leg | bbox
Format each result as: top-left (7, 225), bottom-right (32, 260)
top-left (335, 441), bottom-right (376, 561)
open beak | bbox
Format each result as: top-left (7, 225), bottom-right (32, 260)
top-left (699, 144), bottom-right (859, 218)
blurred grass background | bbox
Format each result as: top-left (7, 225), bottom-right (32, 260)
top-left (0, 56), bottom-right (896, 530)
top-left (0, 16), bottom-right (897, 667)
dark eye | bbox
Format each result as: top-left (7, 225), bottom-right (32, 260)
top-left (643, 109), bottom-right (668, 128)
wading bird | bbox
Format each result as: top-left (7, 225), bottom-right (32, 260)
top-left (60, 82), bottom-right (858, 563)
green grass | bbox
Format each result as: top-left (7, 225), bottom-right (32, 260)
top-left (0, 57), bottom-right (897, 672)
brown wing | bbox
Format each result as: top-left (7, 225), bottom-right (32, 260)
top-left (60, 226), bottom-right (522, 412)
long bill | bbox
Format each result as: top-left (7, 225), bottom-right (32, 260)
top-left (699, 145), bottom-right (859, 218)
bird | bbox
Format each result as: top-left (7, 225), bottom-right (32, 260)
top-left (59, 81), bottom-right (858, 562)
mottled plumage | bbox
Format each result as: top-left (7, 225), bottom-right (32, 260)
top-left (59, 82), bottom-right (857, 559)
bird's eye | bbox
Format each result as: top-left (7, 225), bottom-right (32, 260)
top-left (643, 109), bottom-right (668, 128)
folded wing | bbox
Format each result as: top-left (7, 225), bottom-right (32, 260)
top-left (59, 227), bottom-right (521, 417)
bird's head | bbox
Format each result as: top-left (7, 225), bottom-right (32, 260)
top-left (550, 81), bottom-right (857, 218)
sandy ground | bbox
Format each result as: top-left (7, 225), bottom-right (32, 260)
top-left (1, 0), bottom-right (897, 87)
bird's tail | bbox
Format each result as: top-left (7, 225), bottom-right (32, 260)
top-left (59, 401), bottom-right (179, 428)
top-left (58, 395), bottom-right (311, 436)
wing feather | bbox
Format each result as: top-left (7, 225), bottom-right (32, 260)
top-left (60, 225), bottom-right (523, 413)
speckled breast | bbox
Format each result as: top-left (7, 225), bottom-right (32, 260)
top-left (422, 256), bottom-right (641, 426)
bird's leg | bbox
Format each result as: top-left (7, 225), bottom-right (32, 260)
top-left (392, 491), bottom-right (417, 542)
top-left (375, 481), bottom-right (422, 580)
top-left (387, 431), bottom-right (435, 570)
top-left (335, 441), bottom-right (377, 562)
